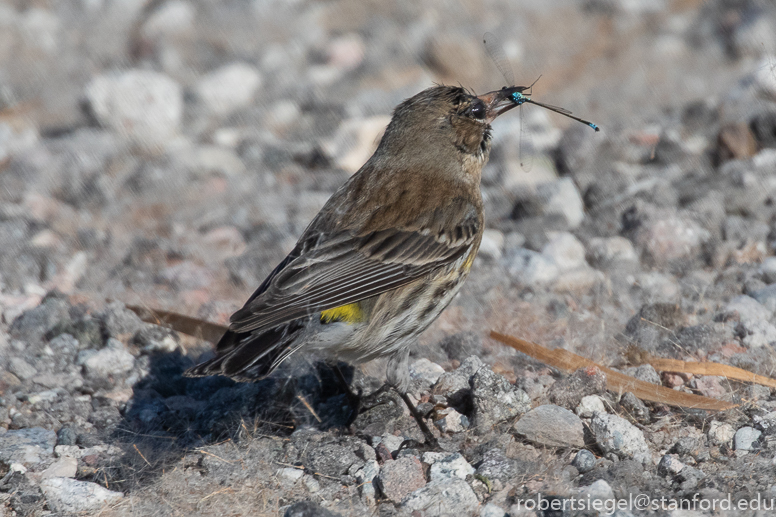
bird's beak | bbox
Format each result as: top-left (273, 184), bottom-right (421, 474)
top-left (478, 87), bottom-right (523, 124)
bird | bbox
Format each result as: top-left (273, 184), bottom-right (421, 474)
top-left (184, 84), bottom-right (521, 443)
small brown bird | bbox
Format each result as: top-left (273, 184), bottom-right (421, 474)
top-left (185, 85), bottom-right (520, 441)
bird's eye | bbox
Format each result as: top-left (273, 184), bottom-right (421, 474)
top-left (470, 99), bottom-right (486, 120)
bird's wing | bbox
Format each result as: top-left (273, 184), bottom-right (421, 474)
top-left (228, 201), bottom-right (480, 333)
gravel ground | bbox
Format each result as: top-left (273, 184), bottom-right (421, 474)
top-left (2, 0), bottom-right (776, 515)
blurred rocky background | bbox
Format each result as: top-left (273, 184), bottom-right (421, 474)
top-left (2, 0), bottom-right (776, 515)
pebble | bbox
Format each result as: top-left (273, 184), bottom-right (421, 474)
top-left (761, 257), bottom-right (776, 284)
top-left (133, 325), bottom-right (180, 354)
top-left (432, 355), bottom-right (483, 404)
top-left (140, 0), bottom-right (196, 40)
top-left (634, 215), bottom-right (711, 266)
top-left (304, 440), bottom-right (363, 478)
top-left (691, 376), bottom-right (727, 399)
top-left (572, 450), bottom-right (596, 473)
top-left (401, 478), bottom-right (478, 514)
top-left (85, 70), bottom-right (182, 149)
top-left (578, 479), bottom-right (615, 503)
top-left (470, 366), bottom-right (530, 433)
top-left (513, 405), bottom-right (585, 448)
top-left (623, 364), bottom-right (661, 385)
top-left (376, 456), bottom-right (426, 503)
top-left (355, 459), bottom-right (379, 505)
top-left (657, 454), bottom-right (684, 477)
top-left (432, 407), bottom-right (468, 434)
top-left (734, 427), bottom-right (762, 451)
top-left (0, 427), bottom-right (57, 466)
top-left (408, 358), bottom-right (445, 386)
top-left (754, 55), bottom-right (776, 101)
top-left (82, 340), bottom-right (135, 378)
top-left (537, 178), bottom-right (585, 228)
top-left (40, 478), bottom-right (123, 513)
top-left (541, 232), bottom-right (588, 271)
top-left (708, 421), bottom-right (736, 446)
top-left (750, 283), bottom-right (776, 313)
top-left (479, 503), bottom-right (507, 517)
top-left (428, 453), bottom-right (474, 482)
top-left (724, 295), bottom-right (773, 326)
top-left (479, 229), bottom-right (505, 260)
top-left (39, 456), bottom-right (78, 479)
top-left (504, 248), bottom-right (560, 285)
top-left (476, 448), bottom-right (518, 483)
top-left (278, 467), bottom-right (304, 482)
top-left (576, 395), bottom-right (607, 418)
top-left (195, 63), bottom-right (262, 116)
top-left (8, 357), bottom-right (37, 380)
top-left (586, 236), bottom-right (639, 268)
top-left (591, 412), bottom-right (650, 462)
top-left (283, 501), bottom-right (339, 517)
top-left (322, 116), bottom-right (391, 174)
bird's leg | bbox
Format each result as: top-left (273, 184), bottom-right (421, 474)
top-left (386, 348), bottom-right (439, 449)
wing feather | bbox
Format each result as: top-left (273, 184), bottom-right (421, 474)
top-left (228, 201), bottom-right (481, 333)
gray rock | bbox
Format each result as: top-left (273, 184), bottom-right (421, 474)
top-left (504, 247), bottom-right (559, 285)
top-left (708, 421), bottom-right (736, 445)
top-left (0, 427), bottom-right (57, 466)
top-left (734, 427), bottom-right (762, 451)
top-left (633, 213), bottom-right (711, 267)
top-left (537, 178), bottom-right (585, 228)
top-left (572, 450), bottom-right (596, 473)
top-left (513, 405), bottom-right (585, 448)
top-left (576, 395), bottom-right (607, 418)
top-left (750, 284), bottom-right (776, 314)
top-left (432, 407), bottom-right (469, 434)
top-left (724, 295), bottom-right (773, 327)
top-left (622, 364), bottom-right (661, 385)
top-left (38, 477), bottom-right (120, 514)
top-left (304, 440), bottom-right (364, 478)
top-left (578, 479), bottom-right (615, 503)
top-left (401, 478), bottom-right (478, 514)
top-left (479, 229), bottom-right (504, 260)
top-left (480, 503), bottom-right (507, 517)
top-left (56, 427), bottom-right (77, 446)
top-left (408, 358), bottom-right (445, 386)
top-left (99, 302), bottom-right (145, 338)
top-left (284, 501), bottom-right (342, 517)
top-left (39, 456), bottom-right (78, 479)
top-left (82, 339), bottom-right (135, 378)
top-left (619, 392), bottom-right (650, 424)
top-left (762, 257), bottom-right (776, 284)
top-left (428, 453), bottom-right (474, 482)
top-left (432, 355), bottom-right (483, 406)
top-left (657, 454), bottom-right (684, 477)
top-left (133, 325), bottom-right (180, 354)
top-left (140, 0), bottom-right (195, 40)
top-left (475, 448), bottom-right (519, 483)
top-left (591, 412), bottom-right (650, 461)
top-left (376, 456), bottom-right (426, 503)
top-left (85, 70), bottom-right (182, 149)
top-left (8, 357), bottom-right (37, 380)
top-left (354, 459), bottom-right (379, 505)
top-left (541, 232), bottom-right (588, 271)
top-left (10, 296), bottom-right (70, 345)
top-left (470, 367), bottom-right (530, 433)
top-left (586, 236), bottom-right (639, 268)
top-left (677, 465), bottom-right (706, 490)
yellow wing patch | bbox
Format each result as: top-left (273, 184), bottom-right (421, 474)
top-left (320, 302), bottom-right (364, 324)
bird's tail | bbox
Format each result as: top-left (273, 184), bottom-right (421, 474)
top-left (184, 319), bottom-right (307, 382)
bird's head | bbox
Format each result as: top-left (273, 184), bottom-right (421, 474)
top-left (372, 85), bottom-right (519, 177)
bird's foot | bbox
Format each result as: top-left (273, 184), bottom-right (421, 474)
top-left (396, 390), bottom-right (439, 450)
